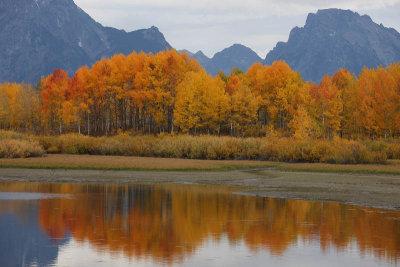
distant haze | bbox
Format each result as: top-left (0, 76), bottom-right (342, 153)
top-left (74, 0), bottom-right (400, 58)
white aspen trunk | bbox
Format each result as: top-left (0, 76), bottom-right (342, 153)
top-left (87, 113), bottom-right (90, 136)
top-left (106, 109), bottom-right (110, 136)
top-left (322, 107), bottom-right (325, 140)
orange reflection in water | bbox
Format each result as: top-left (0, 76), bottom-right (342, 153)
top-left (0, 182), bottom-right (399, 264)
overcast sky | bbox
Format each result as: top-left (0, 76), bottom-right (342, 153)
top-left (74, 0), bottom-right (400, 58)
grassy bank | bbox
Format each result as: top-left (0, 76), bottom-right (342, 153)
top-left (1, 130), bottom-right (400, 165)
top-left (0, 131), bottom-right (44, 158)
top-left (0, 154), bottom-right (275, 171)
top-left (2, 154), bottom-right (400, 174)
top-left (36, 134), bottom-right (390, 164)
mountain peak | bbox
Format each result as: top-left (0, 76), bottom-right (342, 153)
top-left (205, 43), bottom-right (262, 75)
top-left (225, 43), bottom-right (253, 52)
top-left (195, 50), bottom-right (207, 57)
top-left (266, 8), bottom-right (400, 81)
top-left (218, 44), bottom-right (260, 58)
top-left (0, 0), bottom-right (171, 82)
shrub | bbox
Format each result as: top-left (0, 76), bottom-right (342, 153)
top-left (385, 143), bottom-right (400, 160)
top-left (0, 130), bottom-right (391, 164)
top-left (0, 130), bottom-right (25, 140)
top-left (0, 139), bottom-right (45, 158)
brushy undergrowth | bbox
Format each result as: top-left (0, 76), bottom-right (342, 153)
top-left (0, 130), bottom-right (25, 140)
top-left (0, 130), bottom-right (395, 163)
top-left (0, 139), bottom-right (45, 158)
top-left (0, 130), bottom-right (45, 158)
top-left (31, 133), bottom-right (396, 164)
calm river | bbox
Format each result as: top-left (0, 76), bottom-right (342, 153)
top-left (0, 182), bottom-right (399, 266)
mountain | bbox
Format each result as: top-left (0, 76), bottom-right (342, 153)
top-left (0, 203), bottom-right (69, 267)
top-left (179, 49), bottom-right (211, 66)
top-left (265, 9), bottom-right (400, 82)
top-left (184, 44), bottom-right (262, 75)
top-left (192, 51), bottom-right (211, 67)
top-left (206, 44), bottom-right (262, 75)
top-left (0, 0), bottom-right (171, 83)
top-left (3, 3), bottom-right (399, 83)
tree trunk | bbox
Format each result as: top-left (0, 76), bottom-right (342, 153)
top-left (322, 108), bottom-right (325, 140)
top-left (87, 113), bottom-right (90, 136)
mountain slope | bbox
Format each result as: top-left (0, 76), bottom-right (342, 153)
top-left (181, 45), bottom-right (261, 75)
top-left (0, 0), bottom-right (171, 82)
top-left (192, 51), bottom-right (211, 67)
top-left (207, 44), bottom-right (262, 75)
top-left (265, 9), bottom-right (400, 81)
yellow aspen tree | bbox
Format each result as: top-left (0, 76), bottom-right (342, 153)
top-left (332, 69), bottom-right (357, 137)
top-left (288, 106), bottom-right (313, 140)
top-left (310, 75), bottom-right (343, 140)
top-left (174, 72), bottom-right (201, 133)
top-left (231, 83), bottom-right (258, 137)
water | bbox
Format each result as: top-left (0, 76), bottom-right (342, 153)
top-left (0, 182), bottom-right (399, 267)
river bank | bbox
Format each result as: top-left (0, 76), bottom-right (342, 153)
top-left (0, 158), bottom-right (399, 210)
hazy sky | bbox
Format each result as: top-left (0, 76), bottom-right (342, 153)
top-left (74, 0), bottom-right (400, 58)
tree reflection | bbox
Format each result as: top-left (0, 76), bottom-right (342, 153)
top-left (0, 182), bottom-right (399, 264)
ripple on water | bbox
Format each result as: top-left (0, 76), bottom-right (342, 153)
top-left (0, 192), bottom-right (70, 200)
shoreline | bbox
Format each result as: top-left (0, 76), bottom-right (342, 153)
top-left (1, 154), bottom-right (400, 174)
top-left (0, 165), bottom-right (399, 211)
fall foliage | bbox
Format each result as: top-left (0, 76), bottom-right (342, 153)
top-left (0, 49), bottom-right (400, 139)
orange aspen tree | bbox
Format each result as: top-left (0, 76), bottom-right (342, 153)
top-left (40, 69), bottom-right (71, 134)
top-left (310, 75), bottom-right (343, 140)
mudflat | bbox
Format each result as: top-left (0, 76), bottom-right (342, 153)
top-left (1, 166), bottom-right (399, 211)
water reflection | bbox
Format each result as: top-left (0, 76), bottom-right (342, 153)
top-left (0, 182), bottom-right (399, 266)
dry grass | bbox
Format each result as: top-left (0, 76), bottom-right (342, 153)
top-left (0, 154), bottom-right (274, 171)
top-left (34, 134), bottom-right (389, 164)
top-left (0, 131), bottom-right (397, 164)
top-left (0, 139), bottom-right (45, 158)
top-left (1, 154), bottom-right (400, 174)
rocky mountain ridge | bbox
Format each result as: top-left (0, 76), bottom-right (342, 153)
top-left (265, 9), bottom-right (400, 81)
top-left (0, 0), bottom-right (171, 82)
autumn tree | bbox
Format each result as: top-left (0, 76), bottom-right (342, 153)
top-left (332, 69), bottom-right (357, 137)
top-left (40, 69), bottom-right (71, 134)
top-left (174, 71), bottom-right (229, 134)
top-left (0, 83), bottom-right (40, 131)
top-left (310, 75), bottom-right (343, 140)
top-left (357, 66), bottom-right (399, 138)
top-left (247, 61), bottom-right (311, 136)
top-left (1, 47), bottom-right (398, 139)
top-left (230, 79), bottom-right (258, 137)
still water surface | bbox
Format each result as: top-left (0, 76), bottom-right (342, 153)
top-left (0, 181), bottom-right (399, 267)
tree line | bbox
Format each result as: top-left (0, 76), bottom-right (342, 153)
top-left (1, 49), bottom-right (399, 139)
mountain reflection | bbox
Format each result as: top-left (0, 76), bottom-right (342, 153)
top-left (0, 182), bottom-right (399, 265)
